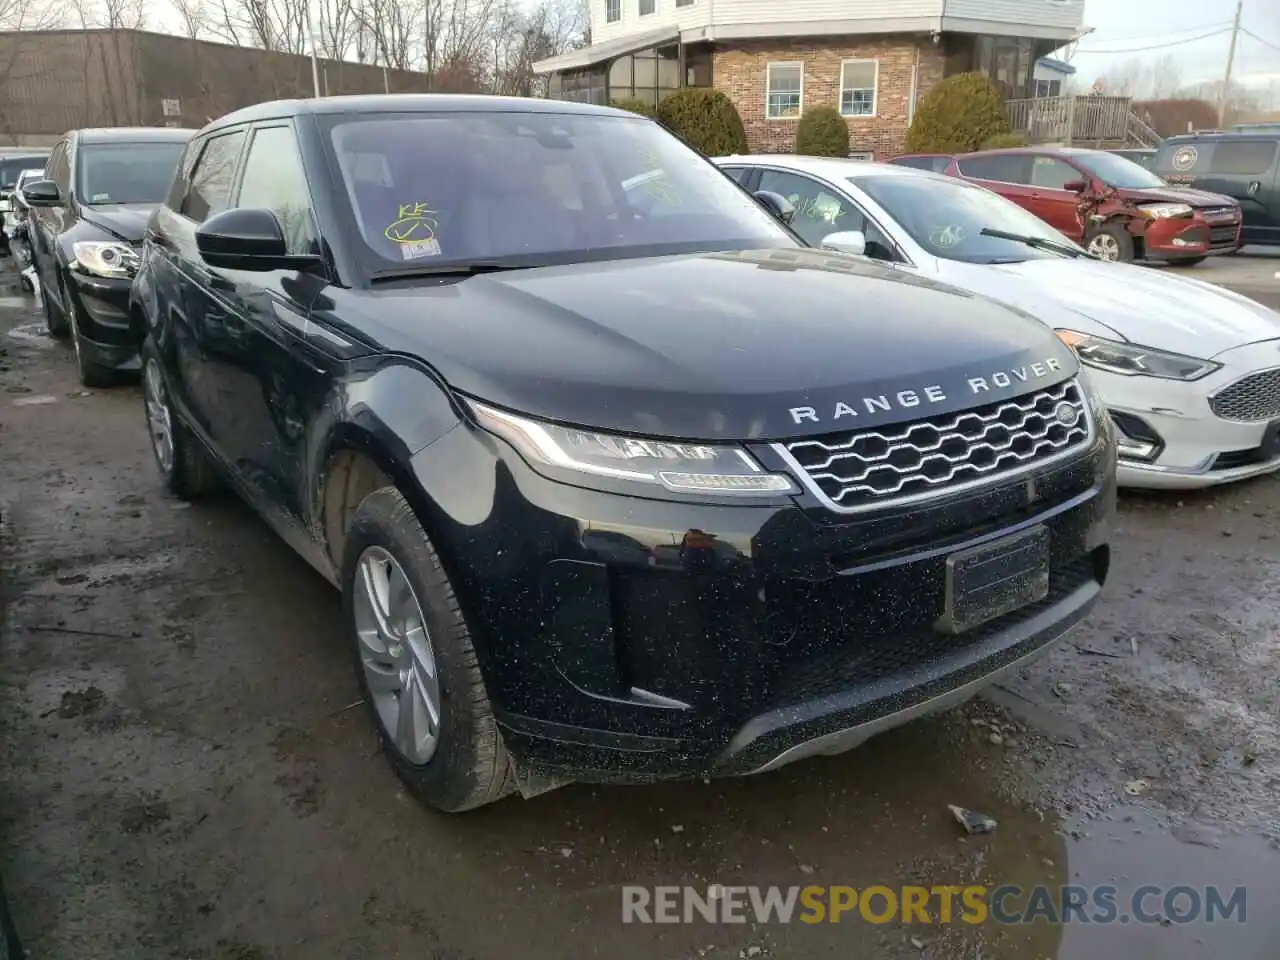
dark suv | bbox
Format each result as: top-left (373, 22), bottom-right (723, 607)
top-left (1155, 133), bottom-right (1280, 248)
top-left (23, 126), bottom-right (193, 386)
top-left (132, 94), bottom-right (1114, 812)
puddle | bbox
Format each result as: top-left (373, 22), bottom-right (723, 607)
top-left (5, 321), bottom-right (52, 347)
top-left (1057, 806), bottom-right (1280, 958)
top-left (11, 393), bottom-right (56, 406)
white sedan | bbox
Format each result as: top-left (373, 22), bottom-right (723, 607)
top-left (717, 154), bottom-right (1280, 490)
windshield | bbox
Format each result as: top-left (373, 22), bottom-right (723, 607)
top-left (77, 141), bottom-right (187, 205)
top-left (1070, 151), bottom-right (1167, 189)
top-left (0, 157), bottom-right (45, 190)
top-left (853, 174), bottom-right (1083, 263)
top-left (324, 111), bottom-right (796, 269)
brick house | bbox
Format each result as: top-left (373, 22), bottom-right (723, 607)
top-left (531, 0), bottom-right (1087, 159)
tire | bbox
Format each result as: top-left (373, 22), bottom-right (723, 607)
top-left (342, 486), bottom-right (513, 813)
top-left (140, 338), bottom-right (221, 500)
top-left (41, 268), bottom-right (69, 340)
top-left (1085, 223), bottom-right (1135, 263)
top-left (1169, 256), bottom-right (1207, 267)
top-left (67, 296), bottom-right (118, 388)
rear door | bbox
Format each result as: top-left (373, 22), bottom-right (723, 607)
top-left (1158, 138), bottom-right (1280, 245)
top-left (953, 152), bottom-right (1038, 217)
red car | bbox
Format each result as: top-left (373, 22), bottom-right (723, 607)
top-left (889, 147), bottom-right (1243, 265)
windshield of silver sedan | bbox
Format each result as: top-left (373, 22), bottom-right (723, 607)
top-left (852, 174), bottom-right (1084, 264)
top-left (324, 111), bottom-right (796, 270)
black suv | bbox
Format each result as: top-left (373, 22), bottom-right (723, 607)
top-left (1155, 133), bottom-right (1280, 248)
top-left (23, 126), bottom-right (193, 385)
top-left (133, 94), bottom-right (1115, 812)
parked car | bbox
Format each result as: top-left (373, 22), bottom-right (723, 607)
top-left (22, 127), bottom-right (194, 386)
top-left (885, 153), bottom-right (953, 173)
top-left (1154, 132), bottom-right (1280, 248)
top-left (1107, 147), bottom-right (1157, 170)
top-left (0, 151), bottom-right (49, 218)
top-left (133, 94), bottom-right (1114, 812)
top-left (716, 154), bottom-right (1280, 489)
top-left (892, 146), bottom-right (1242, 264)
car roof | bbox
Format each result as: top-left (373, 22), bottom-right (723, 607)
top-left (75, 127), bottom-right (196, 144)
top-left (205, 93), bottom-right (624, 135)
top-left (1165, 131), bottom-right (1277, 142)
top-left (716, 153), bottom-right (956, 185)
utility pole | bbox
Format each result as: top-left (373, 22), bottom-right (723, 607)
top-left (1218, 0), bottom-right (1243, 128)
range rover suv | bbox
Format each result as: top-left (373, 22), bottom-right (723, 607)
top-left (132, 94), bottom-right (1116, 812)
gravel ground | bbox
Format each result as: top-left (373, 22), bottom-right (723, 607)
top-left (2, 260), bottom-right (1279, 960)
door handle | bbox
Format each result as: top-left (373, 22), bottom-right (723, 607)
top-left (1247, 181), bottom-right (1261, 196)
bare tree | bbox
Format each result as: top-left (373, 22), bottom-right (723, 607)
top-left (1147, 53), bottom-right (1182, 100)
top-left (169, 0), bottom-right (209, 37)
top-left (1097, 57), bottom-right (1146, 98)
top-left (210, 0), bottom-right (309, 53)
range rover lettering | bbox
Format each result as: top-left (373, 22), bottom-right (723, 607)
top-left (133, 95), bottom-right (1116, 812)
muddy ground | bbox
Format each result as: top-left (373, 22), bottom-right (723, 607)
top-left (1, 260), bottom-right (1279, 960)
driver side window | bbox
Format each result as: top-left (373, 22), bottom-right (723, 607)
top-left (756, 169), bottom-right (897, 260)
top-left (1029, 156), bottom-right (1081, 190)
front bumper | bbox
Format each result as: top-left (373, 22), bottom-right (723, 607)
top-left (412, 414), bottom-right (1115, 785)
top-left (1142, 214), bottom-right (1242, 260)
top-left (66, 266), bottom-right (140, 371)
top-left (1090, 344), bottom-right (1280, 489)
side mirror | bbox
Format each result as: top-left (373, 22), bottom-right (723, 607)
top-left (1062, 179), bottom-right (1087, 193)
top-left (753, 189), bottom-right (796, 226)
top-left (821, 230), bottom-right (867, 257)
top-left (21, 178), bottom-right (61, 207)
top-left (195, 208), bottom-right (320, 272)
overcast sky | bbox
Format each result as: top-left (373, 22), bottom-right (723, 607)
top-left (1070, 0), bottom-right (1280, 91)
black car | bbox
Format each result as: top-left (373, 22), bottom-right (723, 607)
top-left (1155, 133), bottom-right (1280, 248)
top-left (22, 126), bottom-right (194, 385)
top-left (133, 94), bottom-right (1115, 812)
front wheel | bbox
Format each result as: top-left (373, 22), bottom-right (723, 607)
top-left (67, 295), bottom-right (118, 388)
top-left (1085, 223), bottom-right (1135, 263)
top-left (41, 268), bottom-right (69, 339)
top-left (342, 487), bottom-right (513, 813)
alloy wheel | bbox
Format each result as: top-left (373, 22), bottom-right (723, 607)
top-left (1088, 234), bottom-right (1120, 261)
top-left (143, 358), bottom-right (175, 475)
top-left (353, 546), bottom-right (442, 765)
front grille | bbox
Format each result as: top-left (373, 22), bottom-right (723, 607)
top-left (1202, 207), bottom-right (1239, 223)
top-left (1210, 367), bottom-right (1280, 422)
top-left (779, 379), bottom-right (1091, 513)
top-left (1209, 225), bottom-right (1239, 247)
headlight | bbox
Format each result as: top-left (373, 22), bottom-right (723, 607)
top-left (469, 400), bottom-right (796, 496)
top-left (1055, 330), bottom-right (1220, 381)
top-left (71, 240), bottom-right (139, 279)
top-left (1137, 202), bottom-right (1192, 219)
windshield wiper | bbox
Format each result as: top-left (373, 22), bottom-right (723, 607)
top-left (979, 228), bottom-right (1085, 259)
top-left (370, 260), bottom-right (530, 282)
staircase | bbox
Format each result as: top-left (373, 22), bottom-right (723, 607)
top-left (1005, 96), bottom-right (1167, 149)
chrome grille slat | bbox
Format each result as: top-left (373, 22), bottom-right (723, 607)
top-left (1210, 367), bottom-right (1280, 423)
top-left (777, 379), bottom-right (1092, 513)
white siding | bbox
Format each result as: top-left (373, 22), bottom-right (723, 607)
top-left (590, 0), bottom-right (1083, 44)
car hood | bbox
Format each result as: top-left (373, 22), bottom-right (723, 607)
top-left (1116, 185), bottom-right (1237, 208)
top-left (341, 248), bottom-right (1078, 441)
top-left (938, 257), bottom-right (1280, 358)
top-left (80, 203), bottom-right (156, 243)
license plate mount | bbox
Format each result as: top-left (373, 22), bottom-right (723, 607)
top-left (936, 526), bottom-right (1050, 635)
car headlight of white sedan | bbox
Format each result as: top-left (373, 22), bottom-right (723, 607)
top-left (1055, 329), bottom-right (1220, 381)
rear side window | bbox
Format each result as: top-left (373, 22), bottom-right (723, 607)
top-left (892, 156), bottom-right (950, 172)
top-left (1028, 156), bottom-right (1081, 189)
top-left (957, 154), bottom-right (1030, 183)
top-left (181, 130), bottom-right (246, 222)
top-left (1209, 140), bottom-right (1277, 176)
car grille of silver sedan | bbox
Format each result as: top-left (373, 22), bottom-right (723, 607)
top-left (778, 379), bottom-right (1092, 513)
top-left (1210, 367), bottom-right (1280, 423)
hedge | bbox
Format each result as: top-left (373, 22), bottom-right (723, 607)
top-left (794, 105), bottom-right (850, 157)
top-left (654, 88), bottom-right (749, 156)
top-left (905, 72), bottom-right (1010, 154)
top-left (610, 97), bottom-right (656, 119)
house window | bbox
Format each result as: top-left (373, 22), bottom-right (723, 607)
top-left (606, 0), bottom-right (620, 23)
top-left (848, 151), bottom-right (873, 160)
top-left (639, 0), bottom-right (654, 14)
top-left (766, 62), bottom-right (803, 119)
top-left (839, 60), bottom-right (877, 117)
top-left (1034, 78), bottom-right (1062, 98)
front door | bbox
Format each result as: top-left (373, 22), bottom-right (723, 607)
top-left (194, 122), bottom-right (331, 537)
top-left (1025, 155), bottom-right (1088, 241)
top-left (32, 139), bottom-right (71, 302)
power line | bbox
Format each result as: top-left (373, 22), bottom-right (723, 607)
top-left (1074, 27), bottom-right (1232, 55)
top-left (1241, 27), bottom-right (1280, 54)
top-left (1075, 21), bottom-right (1232, 47)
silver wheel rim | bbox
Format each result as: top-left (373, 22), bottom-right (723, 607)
top-left (353, 546), bottom-right (442, 765)
top-left (143, 359), bottom-right (174, 474)
top-left (1088, 234), bottom-right (1120, 261)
